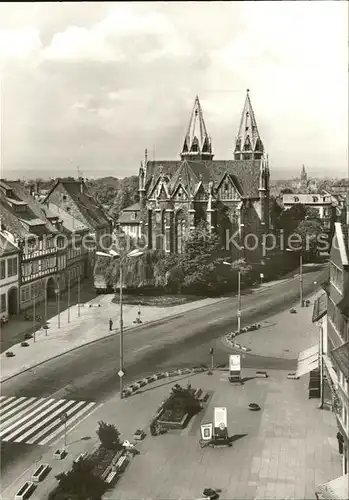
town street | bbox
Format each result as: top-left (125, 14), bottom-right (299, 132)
top-left (0, 267), bottom-right (326, 481)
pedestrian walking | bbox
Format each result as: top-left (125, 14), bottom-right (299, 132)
top-left (109, 318), bottom-right (113, 331)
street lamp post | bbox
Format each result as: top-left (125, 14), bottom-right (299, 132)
top-left (223, 261), bottom-right (241, 333)
top-left (67, 274), bottom-right (71, 323)
top-left (32, 291), bottom-right (36, 342)
top-left (299, 254), bottom-right (304, 307)
top-left (119, 264), bottom-right (124, 396)
top-left (96, 248), bottom-right (144, 398)
top-left (44, 285), bottom-right (47, 326)
top-left (77, 276), bottom-right (81, 317)
top-left (54, 280), bottom-right (61, 328)
top-left (287, 249), bottom-right (304, 307)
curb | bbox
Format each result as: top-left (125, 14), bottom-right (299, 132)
top-left (222, 335), bottom-right (251, 353)
top-left (0, 276), bottom-right (309, 384)
top-left (0, 298), bottom-right (229, 384)
top-left (121, 366), bottom-right (207, 398)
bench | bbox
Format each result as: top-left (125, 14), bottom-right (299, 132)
top-left (31, 463), bottom-right (50, 483)
top-left (115, 455), bottom-right (128, 472)
top-left (73, 451), bottom-right (88, 464)
top-left (15, 482), bottom-right (36, 500)
top-left (105, 471), bottom-right (118, 484)
top-left (201, 392), bottom-right (210, 403)
top-left (194, 388), bottom-right (203, 399)
top-left (53, 449), bottom-right (66, 460)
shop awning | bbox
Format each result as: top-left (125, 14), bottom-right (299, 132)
top-left (295, 344), bottom-right (319, 378)
top-left (316, 473), bottom-right (348, 500)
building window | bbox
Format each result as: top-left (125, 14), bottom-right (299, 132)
top-left (313, 196), bottom-right (318, 202)
top-left (330, 262), bottom-right (343, 292)
top-left (7, 257), bottom-right (18, 277)
top-left (224, 183), bottom-right (229, 191)
top-left (294, 197), bottom-right (299, 202)
top-left (0, 260), bottom-right (6, 280)
top-left (0, 293), bottom-right (6, 313)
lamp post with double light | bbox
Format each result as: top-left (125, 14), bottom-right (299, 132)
top-left (54, 278), bottom-right (61, 328)
top-left (96, 248), bottom-right (144, 398)
top-left (223, 261), bottom-right (242, 333)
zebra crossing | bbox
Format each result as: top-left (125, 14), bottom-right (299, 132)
top-left (0, 395), bottom-right (96, 446)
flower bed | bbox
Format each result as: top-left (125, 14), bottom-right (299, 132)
top-left (157, 409), bottom-right (190, 430)
top-left (90, 446), bottom-right (117, 478)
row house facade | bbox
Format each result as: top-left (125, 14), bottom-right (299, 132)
top-left (43, 178), bottom-right (112, 277)
top-left (0, 180), bottom-right (61, 311)
top-left (0, 180), bottom-right (92, 314)
top-left (41, 202), bottom-right (90, 294)
top-left (117, 90), bottom-right (270, 262)
top-left (313, 221), bottom-right (349, 487)
top-left (0, 232), bottom-right (20, 321)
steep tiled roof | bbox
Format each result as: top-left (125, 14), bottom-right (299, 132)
top-left (117, 202), bottom-right (142, 224)
top-left (146, 159), bottom-right (261, 198)
top-left (43, 203), bottom-right (89, 234)
top-left (0, 182), bottom-right (58, 239)
top-left (0, 233), bottom-right (19, 255)
top-left (331, 342), bottom-right (349, 380)
top-left (60, 181), bottom-right (110, 229)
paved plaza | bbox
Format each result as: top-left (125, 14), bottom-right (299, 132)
top-left (1, 368), bottom-right (341, 500)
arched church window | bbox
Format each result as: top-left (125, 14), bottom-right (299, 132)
top-left (175, 211), bottom-right (186, 254)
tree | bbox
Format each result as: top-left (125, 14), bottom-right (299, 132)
top-left (52, 458), bottom-right (108, 500)
top-left (293, 219), bottom-right (325, 260)
top-left (276, 204), bottom-right (307, 236)
top-left (163, 383), bottom-right (202, 417)
top-left (96, 421), bottom-right (121, 450)
top-left (280, 187), bottom-right (294, 194)
top-left (304, 206), bottom-right (322, 222)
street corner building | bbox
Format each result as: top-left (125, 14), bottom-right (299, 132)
top-left (117, 90), bottom-right (271, 261)
top-left (310, 221), bottom-right (349, 498)
top-left (0, 179), bottom-right (110, 314)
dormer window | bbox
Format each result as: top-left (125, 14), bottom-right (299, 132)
top-left (131, 212), bottom-right (137, 221)
top-left (312, 196), bottom-right (318, 202)
top-left (294, 197), bottom-right (299, 202)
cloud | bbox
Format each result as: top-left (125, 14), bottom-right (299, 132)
top-left (1, 2), bottom-right (348, 180)
top-left (43, 6), bottom-right (189, 63)
top-left (0, 27), bottom-right (42, 63)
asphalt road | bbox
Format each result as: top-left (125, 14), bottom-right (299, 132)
top-left (0, 267), bottom-right (326, 481)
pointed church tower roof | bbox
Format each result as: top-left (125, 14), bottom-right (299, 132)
top-left (234, 89), bottom-right (264, 160)
top-left (181, 96), bottom-right (213, 161)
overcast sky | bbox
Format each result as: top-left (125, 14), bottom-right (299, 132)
top-left (0, 1), bottom-right (348, 181)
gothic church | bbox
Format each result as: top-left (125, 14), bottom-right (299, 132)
top-left (117, 90), bottom-right (270, 260)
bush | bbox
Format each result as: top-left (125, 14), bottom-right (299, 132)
top-left (51, 458), bottom-right (108, 500)
top-left (163, 383), bottom-right (202, 418)
top-left (96, 421), bottom-right (121, 451)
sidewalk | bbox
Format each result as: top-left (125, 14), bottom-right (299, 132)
top-left (0, 294), bottom-right (225, 383)
top-left (1, 369), bottom-right (341, 500)
top-left (223, 293), bottom-right (320, 359)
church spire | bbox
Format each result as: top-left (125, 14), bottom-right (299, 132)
top-left (234, 89), bottom-right (264, 160)
top-left (181, 96), bottom-right (213, 161)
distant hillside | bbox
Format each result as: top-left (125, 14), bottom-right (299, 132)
top-left (88, 176), bottom-right (121, 190)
